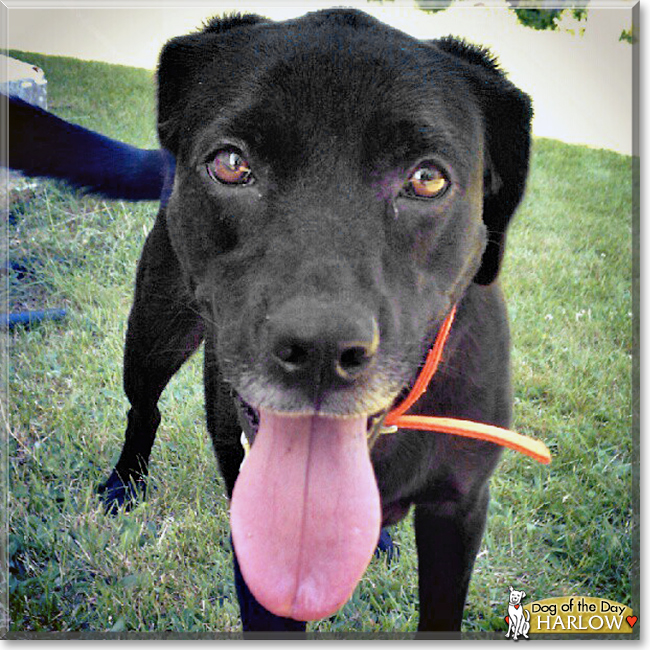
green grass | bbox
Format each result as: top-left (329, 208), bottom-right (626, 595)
top-left (4, 52), bottom-right (637, 637)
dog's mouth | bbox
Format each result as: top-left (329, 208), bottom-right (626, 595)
top-left (230, 395), bottom-right (392, 622)
top-left (236, 395), bottom-right (393, 450)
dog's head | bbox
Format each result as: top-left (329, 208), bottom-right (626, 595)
top-left (158, 8), bottom-right (531, 417)
top-left (156, 8), bottom-right (532, 621)
top-left (509, 586), bottom-right (527, 606)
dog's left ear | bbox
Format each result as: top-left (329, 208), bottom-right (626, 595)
top-left (156, 14), bottom-right (271, 154)
top-left (435, 38), bottom-right (533, 285)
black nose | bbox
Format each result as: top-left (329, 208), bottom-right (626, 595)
top-left (267, 298), bottom-right (379, 387)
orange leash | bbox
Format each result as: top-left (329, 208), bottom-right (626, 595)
top-left (383, 306), bottom-right (552, 465)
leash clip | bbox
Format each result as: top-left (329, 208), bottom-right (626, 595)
top-left (366, 412), bottom-right (394, 447)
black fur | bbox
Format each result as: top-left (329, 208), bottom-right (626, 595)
top-left (7, 9), bottom-right (532, 634)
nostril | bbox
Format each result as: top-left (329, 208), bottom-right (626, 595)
top-left (336, 319), bottom-right (379, 380)
top-left (273, 341), bottom-right (311, 372)
top-left (338, 345), bottom-right (372, 375)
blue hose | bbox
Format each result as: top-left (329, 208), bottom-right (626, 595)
top-left (0, 309), bottom-right (67, 329)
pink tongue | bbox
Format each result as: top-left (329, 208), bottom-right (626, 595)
top-left (230, 409), bottom-right (381, 622)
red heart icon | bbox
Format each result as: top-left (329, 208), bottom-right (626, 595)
top-left (504, 616), bottom-right (510, 625)
top-left (627, 616), bottom-right (637, 628)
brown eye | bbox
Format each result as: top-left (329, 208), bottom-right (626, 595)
top-left (405, 164), bottom-right (449, 199)
top-left (207, 149), bottom-right (253, 185)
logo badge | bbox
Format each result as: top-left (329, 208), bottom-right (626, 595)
top-left (503, 591), bottom-right (636, 636)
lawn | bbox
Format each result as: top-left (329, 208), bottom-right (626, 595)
top-left (3, 51), bottom-right (637, 637)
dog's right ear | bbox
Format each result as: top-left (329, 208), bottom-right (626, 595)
top-left (434, 38), bottom-right (533, 286)
top-left (157, 14), bottom-right (271, 153)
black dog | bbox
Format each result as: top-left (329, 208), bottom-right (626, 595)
top-left (6, 8), bottom-right (532, 634)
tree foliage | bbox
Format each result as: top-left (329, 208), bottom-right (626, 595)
top-left (504, 2), bottom-right (588, 31)
top-left (371, 1), bottom-right (590, 31)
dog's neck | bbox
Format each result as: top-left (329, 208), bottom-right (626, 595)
top-left (379, 306), bottom-right (551, 465)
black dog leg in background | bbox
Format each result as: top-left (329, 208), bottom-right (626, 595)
top-left (232, 540), bottom-right (307, 635)
top-left (100, 211), bottom-right (204, 512)
top-left (4, 94), bottom-right (174, 202)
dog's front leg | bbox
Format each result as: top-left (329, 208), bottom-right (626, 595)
top-left (414, 486), bottom-right (490, 633)
top-left (99, 211), bottom-right (204, 512)
top-left (231, 541), bottom-right (307, 635)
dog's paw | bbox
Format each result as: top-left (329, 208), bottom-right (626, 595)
top-left (98, 470), bottom-right (146, 515)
